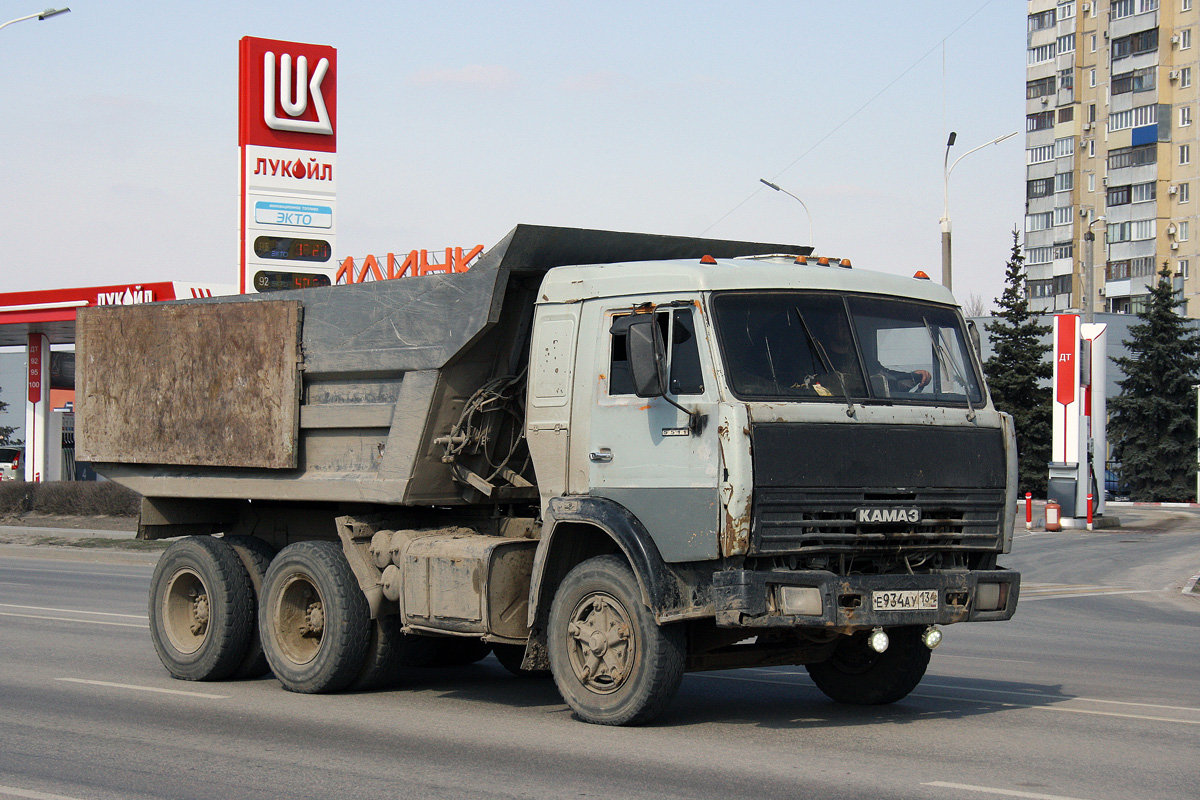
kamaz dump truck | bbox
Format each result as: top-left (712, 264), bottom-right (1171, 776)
top-left (77, 224), bottom-right (1019, 726)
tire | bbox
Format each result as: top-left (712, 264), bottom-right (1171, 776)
top-left (223, 535), bottom-right (277, 679)
top-left (349, 614), bottom-right (406, 691)
top-left (259, 540), bottom-right (371, 694)
top-left (148, 536), bottom-right (255, 682)
top-left (493, 643), bottom-right (551, 679)
top-left (547, 555), bottom-right (685, 726)
top-left (805, 626), bottom-right (931, 705)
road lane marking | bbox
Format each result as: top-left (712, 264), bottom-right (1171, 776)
top-left (0, 603), bottom-right (146, 619)
top-left (0, 612), bottom-right (147, 628)
top-left (920, 681), bottom-right (1200, 713)
top-left (56, 678), bottom-right (228, 699)
top-left (922, 781), bottom-right (1092, 800)
top-left (693, 674), bottom-right (1200, 724)
top-left (0, 784), bottom-right (90, 800)
top-left (1018, 583), bottom-right (1158, 601)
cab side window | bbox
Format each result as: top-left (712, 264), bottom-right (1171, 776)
top-left (609, 308), bottom-right (705, 396)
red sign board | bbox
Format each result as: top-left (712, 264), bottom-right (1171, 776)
top-left (1055, 314), bottom-right (1076, 407)
top-left (28, 333), bottom-right (42, 403)
top-left (239, 36), bottom-right (337, 153)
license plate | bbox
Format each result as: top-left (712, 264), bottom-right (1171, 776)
top-left (872, 590), bottom-right (939, 611)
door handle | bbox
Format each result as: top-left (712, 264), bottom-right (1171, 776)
top-left (589, 451), bottom-right (613, 463)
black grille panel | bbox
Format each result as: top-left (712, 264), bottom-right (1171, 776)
top-left (753, 487), bottom-right (1006, 555)
top-left (750, 423), bottom-right (1007, 556)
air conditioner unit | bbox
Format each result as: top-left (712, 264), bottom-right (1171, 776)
top-left (1102, 177), bottom-right (1109, 185)
top-left (1041, 96), bottom-right (1050, 105)
top-left (1082, 2), bottom-right (1090, 10)
top-left (1169, 223), bottom-right (1178, 235)
top-left (1172, 241), bottom-right (1181, 250)
top-left (1083, 122), bottom-right (1093, 131)
top-left (1172, 34), bottom-right (1181, 44)
top-left (1171, 70), bottom-right (1182, 81)
top-left (1170, 185), bottom-right (1179, 195)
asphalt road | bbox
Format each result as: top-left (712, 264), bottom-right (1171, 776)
top-left (0, 516), bottom-right (1197, 800)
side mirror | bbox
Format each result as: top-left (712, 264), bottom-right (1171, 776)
top-left (626, 316), bottom-right (667, 398)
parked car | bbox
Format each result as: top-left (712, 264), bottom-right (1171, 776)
top-left (0, 447), bottom-right (22, 481)
top-left (1105, 466), bottom-right (1129, 501)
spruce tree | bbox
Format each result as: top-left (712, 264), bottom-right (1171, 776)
top-left (984, 230), bottom-right (1052, 496)
top-left (1108, 264), bottom-right (1200, 501)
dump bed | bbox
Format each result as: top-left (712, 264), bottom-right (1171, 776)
top-left (77, 225), bottom-right (804, 506)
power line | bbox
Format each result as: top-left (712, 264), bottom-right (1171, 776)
top-left (700, 0), bottom-right (997, 237)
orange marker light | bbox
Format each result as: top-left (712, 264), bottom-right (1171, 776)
top-left (840, 259), bottom-right (852, 268)
top-left (914, 270), bottom-right (931, 280)
top-left (795, 255), bottom-right (808, 264)
top-left (700, 255), bottom-right (718, 264)
top-left (817, 257), bottom-right (829, 266)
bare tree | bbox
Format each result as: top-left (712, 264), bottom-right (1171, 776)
top-left (962, 292), bottom-right (988, 318)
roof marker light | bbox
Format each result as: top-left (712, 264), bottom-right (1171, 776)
top-left (817, 257), bottom-right (830, 266)
top-left (700, 255), bottom-right (718, 264)
top-left (795, 255), bottom-right (808, 265)
top-left (840, 259), bottom-right (852, 268)
top-left (914, 270), bottom-right (931, 280)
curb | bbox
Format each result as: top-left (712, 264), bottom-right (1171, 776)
top-left (1185, 573), bottom-right (1200, 596)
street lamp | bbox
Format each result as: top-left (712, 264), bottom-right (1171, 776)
top-left (0, 7), bottom-right (71, 33)
top-left (759, 178), bottom-right (814, 247)
top-left (940, 129), bottom-right (1019, 291)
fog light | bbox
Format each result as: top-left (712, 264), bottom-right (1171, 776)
top-left (780, 586), bottom-right (823, 616)
top-left (922, 626), bottom-right (943, 650)
top-left (867, 627), bottom-right (889, 653)
top-left (976, 582), bottom-right (1008, 612)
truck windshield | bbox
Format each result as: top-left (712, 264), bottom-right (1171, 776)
top-left (711, 291), bottom-right (984, 406)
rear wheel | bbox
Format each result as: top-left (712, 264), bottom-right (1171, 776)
top-left (223, 535), bottom-right (277, 679)
top-left (805, 626), bottom-right (931, 705)
top-left (148, 536), bottom-right (255, 681)
top-left (548, 555), bottom-right (685, 726)
top-left (260, 540), bottom-right (370, 694)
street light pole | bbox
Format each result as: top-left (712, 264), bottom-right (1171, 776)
top-left (760, 179), bottom-right (814, 247)
top-left (0, 7), bottom-right (70, 33)
top-left (940, 129), bottom-right (1019, 292)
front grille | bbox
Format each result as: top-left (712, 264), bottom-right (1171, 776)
top-left (752, 487), bottom-right (1006, 555)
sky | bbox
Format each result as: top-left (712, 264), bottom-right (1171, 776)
top-left (0, 0), bottom-right (1024, 311)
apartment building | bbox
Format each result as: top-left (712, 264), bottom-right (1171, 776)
top-left (1026, 0), bottom-right (1199, 315)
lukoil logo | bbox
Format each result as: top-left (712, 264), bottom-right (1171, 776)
top-left (264, 51), bottom-right (332, 135)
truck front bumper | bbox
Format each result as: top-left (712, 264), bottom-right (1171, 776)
top-left (712, 568), bottom-right (1019, 629)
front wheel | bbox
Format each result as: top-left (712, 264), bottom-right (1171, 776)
top-left (805, 626), bottom-right (931, 705)
top-left (548, 555), bottom-right (685, 726)
top-left (260, 540), bottom-right (370, 694)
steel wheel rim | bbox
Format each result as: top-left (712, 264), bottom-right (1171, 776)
top-left (163, 567), bottom-right (209, 655)
top-left (565, 591), bottom-right (635, 695)
top-left (274, 572), bottom-right (325, 666)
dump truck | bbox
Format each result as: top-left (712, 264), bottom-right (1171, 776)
top-left (77, 224), bottom-right (1019, 726)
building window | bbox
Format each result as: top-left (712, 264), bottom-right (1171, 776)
top-left (1107, 185), bottom-right (1133, 206)
top-left (1059, 2), bottom-right (1076, 20)
top-left (1180, 182), bottom-right (1191, 202)
top-left (1028, 144), bottom-right (1056, 164)
top-left (1055, 137), bottom-right (1075, 157)
top-left (1054, 275), bottom-right (1074, 296)
top-left (1088, 173), bottom-right (1096, 192)
top-left (1059, 69), bottom-right (1074, 92)
top-left (1027, 246), bottom-right (1053, 264)
top-left (1054, 242), bottom-right (1075, 260)
top-left (1029, 43), bottom-right (1057, 65)
top-left (1089, 140), bottom-right (1096, 158)
top-left (1028, 177), bottom-right (1055, 199)
top-left (1112, 0), bottom-right (1136, 18)
top-left (1186, 0), bottom-right (1194, 13)
top-left (1132, 219), bottom-right (1156, 240)
top-left (1108, 104), bottom-right (1158, 132)
top-left (1179, 220), bottom-right (1191, 240)
top-left (1180, 259), bottom-right (1190, 279)
top-left (1184, 67), bottom-right (1194, 87)
top-left (1056, 172), bottom-right (1074, 192)
top-left (1139, 0), bottom-right (1160, 11)
top-left (1183, 29), bottom-right (1194, 49)
top-left (1091, 33), bottom-right (1098, 52)
top-left (1107, 221), bottom-right (1132, 243)
top-left (1183, 106), bottom-right (1194, 127)
top-left (1112, 29), bottom-right (1159, 60)
top-left (1057, 34), bottom-right (1076, 54)
top-left (1028, 9), bottom-right (1056, 31)
top-left (1182, 144), bottom-right (1192, 165)
top-left (1132, 181), bottom-right (1156, 202)
top-left (1131, 256), bottom-right (1156, 276)
top-left (1107, 259), bottom-right (1131, 280)
top-left (1027, 76), bottom-right (1057, 99)
top-left (1055, 206), bottom-right (1075, 226)
top-left (1028, 111), bottom-right (1056, 132)
top-left (1106, 145), bottom-right (1152, 170)
top-left (1027, 212), bottom-right (1054, 232)
top-left (1090, 68), bottom-right (1097, 87)
top-left (1112, 67), bottom-right (1156, 95)
top-left (1058, 106), bottom-right (1075, 124)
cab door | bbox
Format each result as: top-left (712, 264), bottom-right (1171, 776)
top-left (581, 303), bottom-right (720, 562)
